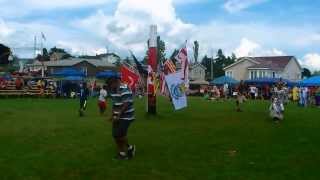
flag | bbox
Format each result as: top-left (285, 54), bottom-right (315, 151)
top-left (164, 59), bottom-right (176, 74)
top-left (131, 52), bottom-right (148, 75)
top-left (165, 71), bottom-right (187, 110)
top-left (41, 32), bottom-right (46, 41)
top-left (120, 65), bottom-right (140, 90)
top-left (175, 44), bottom-right (189, 87)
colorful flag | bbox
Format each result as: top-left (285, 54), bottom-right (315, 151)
top-left (165, 71), bottom-right (187, 110)
top-left (175, 44), bottom-right (189, 87)
top-left (120, 65), bottom-right (140, 90)
top-left (164, 59), bottom-right (176, 74)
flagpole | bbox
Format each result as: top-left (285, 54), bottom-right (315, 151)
top-left (147, 25), bottom-right (158, 114)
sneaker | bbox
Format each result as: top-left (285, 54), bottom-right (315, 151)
top-left (127, 145), bottom-right (136, 159)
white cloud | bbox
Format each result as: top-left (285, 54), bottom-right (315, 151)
top-left (74, 0), bottom-right (195, 56)
top-left (0, 19), bottom-right (14, 40)
top-left (300, 53), bottom-right (320, 71)
top-left (234, 38), bottom-right (260, 57)
top-left (224, 0), bottom-right (267, 13)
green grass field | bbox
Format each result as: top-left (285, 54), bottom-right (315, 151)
top-left (0, 97), bottom-right (320, 180)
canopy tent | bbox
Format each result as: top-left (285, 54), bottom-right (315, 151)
top-left (96, 70), bottom-right (120, 79)
top-left (63, 76), bottom-right (83, 81)
top-left (52, 68), bottom-right (85, 77)
top-left (245, 78), bottom-right (297, 87)
top-left (300, 76), bottom-right (320, 86)
top-left (210, 76), bottom-right (239, 85)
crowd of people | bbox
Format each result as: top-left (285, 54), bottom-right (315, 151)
top-left (201, 82), bottom-right (320, 108)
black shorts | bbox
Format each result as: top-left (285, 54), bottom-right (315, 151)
top-left (112, 120), bottom-right (133, 138)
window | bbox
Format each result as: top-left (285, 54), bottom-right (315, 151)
top-left (226, 71), bottom-right (233, 78)
top-left (250, 71), bottom-right (254, 79)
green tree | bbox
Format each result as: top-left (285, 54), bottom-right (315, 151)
top-left (201, 55), bottom-right (213, 80)
top-left (193, 41), bottom-right (199, 63)
top-left (0, 44), bottom-right (11, 65)
top-left (302, 68), bottom-right (312, 78)
top-left (157, 36), bottom-right (166, 64)
top-left (49, 46), bottom-right (72, 59)
top-left (313, 70), bottom-right (320, 76)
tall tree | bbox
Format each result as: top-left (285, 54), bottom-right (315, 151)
top-left (157, 36), bottom-right (166, 64)
top-left (0, 44), bottom-right (11, 65)
top-left (193, 41), bottom-right (199, 63)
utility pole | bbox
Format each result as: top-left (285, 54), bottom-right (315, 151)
top-left (211, 48), bottom-right (214, 80)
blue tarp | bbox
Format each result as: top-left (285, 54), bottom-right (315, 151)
top-left (96, 70), bottom-right (120, 79)
top-left (300, 76), bottom-right (320, 86)
top-left (210, 76), bottom-right (239, 85)
top-left (245, 78), bottom-right (297, 87)
top-left (52, 68), bottom-right (85, 77)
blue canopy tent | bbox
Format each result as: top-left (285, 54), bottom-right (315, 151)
top-left (52, 68), bottom-right (85, 77)
top-left (96, 70), bottom-right (120, 79)
top-left (64, 76), bottom-right (83, 81)
top-left (210, 76), bottom-right (239, 86)
top-left (300, 76), bottom-right (320, 86)
top-left (245, 78), bottom-right (297, 87)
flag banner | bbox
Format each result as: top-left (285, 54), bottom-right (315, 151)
top-left (165, 71), bottom-right (187, 110)
top-left (175, 45), bottom-right (189, 87)
top-left (120, 65), bottom-right (140, 90)
top-left (164, 59), bottom-right (176, 74)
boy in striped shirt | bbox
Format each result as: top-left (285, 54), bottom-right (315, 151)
top-left (108, 77), bottom-right (136, 160)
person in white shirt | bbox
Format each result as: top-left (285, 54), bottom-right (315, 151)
top-left (98, 85), bottom-right (108, 115)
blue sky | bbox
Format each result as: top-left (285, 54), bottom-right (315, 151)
top-left (0, 0), bottom-right (319, 70)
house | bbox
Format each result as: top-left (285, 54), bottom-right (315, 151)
top-left (223, 56), bottom-right (302, 81)
top-left (189, 63), bottom-right (207, 81)
top-left (28, 58), bottom-right (117, 77)
top-left (189, 63), bottom-right (208, 85)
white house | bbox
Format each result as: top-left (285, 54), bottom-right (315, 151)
top-left (223, 56), bottom-right (302, 81)
top-left (189, 63), bottom-right (208, 85)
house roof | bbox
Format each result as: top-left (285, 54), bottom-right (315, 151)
top-left (190, 63), bottom-right (207, 70)
top-left (224, 56), bottom-right (298, 71)
top-left (30, 58), bottom-right (115, 68)
top-left (247, 56), bottom-right (294, 70)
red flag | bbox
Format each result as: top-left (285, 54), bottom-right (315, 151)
top-left (120, 65), bottom-right (140, 90)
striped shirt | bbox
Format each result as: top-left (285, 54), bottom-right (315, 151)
top-left (110, 84), bottom-right (135, 121)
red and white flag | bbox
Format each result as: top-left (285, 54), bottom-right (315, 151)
top-left (176, 44), bottom-right (189, 86)
top-left (120, 65), bottom-right (140, 90)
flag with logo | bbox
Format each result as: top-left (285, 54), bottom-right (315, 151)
top-left (120, 65), bottom-right (140, 90)
top-left (165, 71), bottom-right (187, 110)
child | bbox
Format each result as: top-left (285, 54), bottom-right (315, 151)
top-left (98, 85), bottom-right (108, 115)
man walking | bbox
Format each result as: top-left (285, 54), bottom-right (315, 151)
top-left (108, 76), bottom-right (136, 160)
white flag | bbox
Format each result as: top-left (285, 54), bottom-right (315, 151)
top-left (165, 71), bottom-right (187, 110)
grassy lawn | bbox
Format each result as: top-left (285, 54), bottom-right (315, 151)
top-left (0, 97), bottom-right (320, 180)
